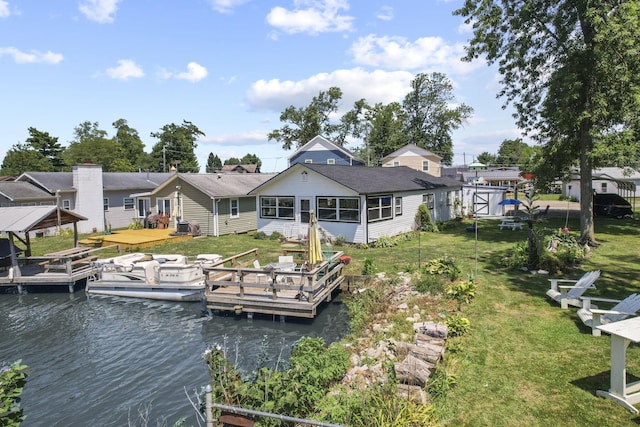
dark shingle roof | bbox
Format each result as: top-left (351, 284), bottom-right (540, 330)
top-left (18, 172), bottom-right (73, 193)
top-left (0, 181), bottom-right (54, 200)
top-left (102, 172), bottom-right (172, 190)
top-left (179, 173), bottom-right (278, 197)
top-left (302, 164), bottom-right (461, 194)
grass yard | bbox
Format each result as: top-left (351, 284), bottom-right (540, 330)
top-left (30, 215), bottom-right (640, 425)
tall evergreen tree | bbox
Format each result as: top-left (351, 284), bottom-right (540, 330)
top-left (206, 153), bottom-right (222, 173)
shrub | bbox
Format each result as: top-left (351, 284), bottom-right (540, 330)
top-left (0, 360), bottom-right (28, 427)
top-left (253, 231), bottom-right (268, 240)
top-left (334, 234), bottom-right (346, 246)
top-left (423, 256), bottom-right (462, 282)
top-left (371, 236), bottom-right (397, 248)
top-left (269, 231), bottom-right (284, 241)
top-left (362, 258), bottom-right (375, 276)
top-left (445, 314), bottom-right (471, 337)
top-left (446, 279), bottom-right (477, 308)
top-left (416, 204), bottom-right (438, 232)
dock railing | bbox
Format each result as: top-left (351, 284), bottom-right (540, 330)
top-left (203, 248), bottom-right (345, 304)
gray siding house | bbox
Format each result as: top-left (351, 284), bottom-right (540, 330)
top-left (288, 135), bottom-right (365, 167)
top-left (250, 163), bottom-right (463, 244)
top-left (17, 165), bottom-right (172, 233)
top-left (135, 173), bottom-right (277, 236)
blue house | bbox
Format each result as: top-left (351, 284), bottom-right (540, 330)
top-left (288, 135), bottom-right (365, 167)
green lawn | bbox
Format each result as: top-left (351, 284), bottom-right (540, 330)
top-left (30, 215), bottom-right (640, 425)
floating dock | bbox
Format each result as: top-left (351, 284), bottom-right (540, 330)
top-left (202, 248), bottom-right (346, 319)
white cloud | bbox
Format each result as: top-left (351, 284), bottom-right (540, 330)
top-left (160, 62), bottom-right (208, 82)
top-left (0, 47), bottom-right (63, 64)
top-left (0, 1), bottom-right (10, 18)
top-left (175, 62), bottom-right (208, 82)
top-left (79, 0), bottom-right (121, 23)
top-left (246, 67), bottom-right (413, 113)
top-left (267, 0), bottom-right (354, 35)
top-left (208, 0), bottom-right (250, 14)
top-left (105, 59), bottom-right (144, 80)
top-left (376, 6), bottom-right (393, 21)
top-left (349, 34), bottom-right (481, 75)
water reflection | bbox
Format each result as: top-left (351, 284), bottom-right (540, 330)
top-left (0, 292), bottom-right (349, 426)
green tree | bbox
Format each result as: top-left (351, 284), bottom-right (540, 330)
top-left (268, 87), bottom-right (343, 150)
top-left (26, 127), bottom-right (65, 171)
top-left (205, 153), bottom-right (222, 173)
top-left (455, 0), bottom-right (640, 245)
top-left (402, 72), bottom-right (473, 165)
top-left (240, 153), bottom-right (262, 169)
top-left (350, 101), bottom-right (406, 166)
top-left (63, 121), bottom-right (130, 171)
top-left (496, 138), bottom-right (535, 166)
top-left (224, 157), bottom-right (241, 165)
top-left (112, 119), bottom-right (147, 171)
top-left (477, 152), bottom-right (497, 166)
top-left (1, 144), bottom-right (51, 175)
top-left (149, 120), bottom-right (203, 173)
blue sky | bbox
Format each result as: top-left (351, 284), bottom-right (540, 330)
top-left (0, 0), bottom-right (523, 173)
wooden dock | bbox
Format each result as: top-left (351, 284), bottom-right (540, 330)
top-left (0, 245), bottom-right (120, 294)
top-left (79, 228), bottom-right (193, 251)
top-left (202, 248), bottom-right (346, 319)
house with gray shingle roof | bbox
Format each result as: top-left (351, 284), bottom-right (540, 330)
top-left (249, 163), bottom-right (462, 244)
top-left (0, 181), bottom-right (57, 207)
top-left (17, 165), bottom-right (173, 233)
top-left (288, 135), bottom-right (365, 167)
top-left (133, 172), bottom-right (277, 236)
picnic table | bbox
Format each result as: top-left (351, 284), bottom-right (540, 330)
top-left (499, 218), bottom-right (524, 231)
top-left (596, 316), bottom-right (640, 413)
top-left (42, 247), bottom-right (98, 273)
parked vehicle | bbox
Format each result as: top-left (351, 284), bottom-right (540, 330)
top-left (593, 193), bottom-right (634, 219)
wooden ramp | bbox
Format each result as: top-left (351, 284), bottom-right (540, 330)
top-left (203, 248), bottom-right (346, 319)
top-left (80, 228), bottom-right (193, 251)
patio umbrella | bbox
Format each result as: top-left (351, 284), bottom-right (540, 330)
top-left (308, 210), bottom-right (323, 268)
top-left (498, 198), bottom-right (522, 205)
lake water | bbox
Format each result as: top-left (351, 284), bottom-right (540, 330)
top-left (0, 290), bottom-right (350, 426)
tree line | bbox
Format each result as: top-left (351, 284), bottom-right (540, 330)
top-left (0, 119), bottom-right (263, 176)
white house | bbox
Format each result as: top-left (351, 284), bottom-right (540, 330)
top-left (564, 167), bottom-right (640, 200)
top-left (249, 163), bottom-right (463, 244)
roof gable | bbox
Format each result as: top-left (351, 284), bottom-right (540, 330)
top-left (288, 135), bottom-right (364, 163)
top-left (381, 144), bottom-right (442, 163)
top-left (153, 173), bottom-right (277, 198)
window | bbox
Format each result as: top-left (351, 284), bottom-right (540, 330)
top-left (395, 197), bottom-right (402, 216)
top-left (393, 161), bottom-right (400, 167)
top-left (124, 197), bottom-right (135, 210)
top-left (327, 158), bottom-right (335, 164)
top-left (157, 198), bottom-right (171, 216)
top-left (368, 195), bottom-right (393, 221)
top-left (62, 199), bottom-right (71, 210)
top-left (304, 159), bottom-right (313, 164)
top-left (137, 198), bottom-right (150, 218)
top-left (422, 194), bottom-right (434, 209)
top-left (230, 199), bottom-right (239, 218)
top-left (601, 182), bottom-right (608, 192)
top-left (422, 160), bottom-right (429, 172)
top-left (447, 191), bottom-right (453, 206)
top-left (300, 199), bottom-right (310, 223)
top-left (317, 197), bottom-right (360, 222)
top-left (260, 196), bottom-right (294, 219)
top-left (103, 198), bottom-right (109, 211)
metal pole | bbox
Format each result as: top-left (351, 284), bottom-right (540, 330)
top-left (205, 384), bottom-right (213, 427)
top-left (474, 170), bottom-right (478, 278)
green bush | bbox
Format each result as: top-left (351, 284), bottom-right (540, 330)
top-left (416, 204), bottom-right (439, 232)
top-left (269, 231), bottom-right (284, 241)
top-left (0, 360), bottom-right (28, 427)
top-left (334, 234), bottom-right (346, 246)
top-left (362, 258), bottom-right (375, 276)
top-left (253, 231), bottom-right (268, 240)
top-left (371, 236), bottom-right (397, 248)
top-left (445, 315), bottom-right (471, 337)
top-left (423, 256), bottom-right (462, 282)
top-left (446, 279), bottom-right (477, 308)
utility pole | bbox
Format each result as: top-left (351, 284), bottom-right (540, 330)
top-left (162, 144), bottom-right (166, 172)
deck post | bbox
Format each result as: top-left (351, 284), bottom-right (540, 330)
top-left (68, 283), bottom-right (74, 293)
